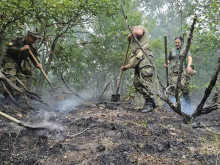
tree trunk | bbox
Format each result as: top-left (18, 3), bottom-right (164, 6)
top-left (192, 56), bottom-right (220, 118)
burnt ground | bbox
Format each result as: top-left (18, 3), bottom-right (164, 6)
top-left (0, 98), bottom-right (220, 165)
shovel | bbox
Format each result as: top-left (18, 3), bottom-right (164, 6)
top-left (164, 36), bottom-right (169, 87)
top-left (29, 50), bottom-right (80, 100)
top-left (111, 40), bottom-right (131, 102)
top-left (0, 111), bottom-right (46, 129)
top-left (29, 50), bottom-right (55, 92)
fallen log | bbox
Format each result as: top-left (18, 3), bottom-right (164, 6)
top-left (0, 71), bottom-right (49, 107)
top-left (199, 104), bottom-right (220, 116)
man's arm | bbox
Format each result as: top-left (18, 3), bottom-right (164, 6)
top-left (29, 47), bottom-right (43, 69)
top-left (122, 28), bottom-right (145, 71)
top-left (6, 42), bottom-right (29, 55)
top-left (186, 55), bottom-right (193, 74)
top-left (128, 28), bottom-right (144, 40)
top-left (7, 38), bottom-right (32, 55)
top-left (164, 51), bottom-right (172, 68)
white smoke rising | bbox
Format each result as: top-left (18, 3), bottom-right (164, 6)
top-left (27, 110), bottom-right (63, 131)
top-left (29, 88), bottom-right (95, 131)
top-left (181, 99), bottom-right (196, 115)
top-left (31, 119), bottom-right (63, 130)
top-left (56, 99), bottom-right (81, 112)
top-left (170, 97), bottom-right (196, 115)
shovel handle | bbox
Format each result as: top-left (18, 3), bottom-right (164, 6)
top-left (28, 50), bottom-right (55, 91)
top-left (116, 40), bottom-right (131, 94)
top-left (164, 36), bottom-right (169, 87)
top-left (0, 111), bottom-right (21, 125)
top-left (0, 111), bottom-right (37, 129)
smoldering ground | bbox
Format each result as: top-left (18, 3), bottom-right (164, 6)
top-left (1, 93), bottom-right (220, 164)
top-left (169, 96), bottom-right (196, 115)
top-left (0, 85), bottom-right (219, 165)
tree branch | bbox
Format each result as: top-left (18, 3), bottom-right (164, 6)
top-left (192, 56), bottom-right (220, 118)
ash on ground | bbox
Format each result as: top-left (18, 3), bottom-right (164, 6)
top-left (0, 97), bottom-right (220, 165)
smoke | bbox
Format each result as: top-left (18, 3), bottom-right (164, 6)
top-left (181, 99), bottom-right (196, 115)
top-left (49, 89), bottom-right (96, 112)
top-left (31, 119), bottom-right (63, 130)
top-left (55, 99), bottom-right (81, 112)
top-left (24, 87), bottom-right (98, 132)
top-left (170, 96), bottom-right (196, 115)
top-left (41, 87), bottom-right (87, 112)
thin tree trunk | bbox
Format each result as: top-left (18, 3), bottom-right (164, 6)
top-left (175, 15), bottom-right (198, 113)
top-left (192, 56), bottom-right (220, 118)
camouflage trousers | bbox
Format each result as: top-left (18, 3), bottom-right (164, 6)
top-left (133, 56), bottom-right (154, 99)
top-left (169, 68), bottom-right (191, 98)
top-left (1, 60), bottom-right (31, 96)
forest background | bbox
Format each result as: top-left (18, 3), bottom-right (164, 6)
top-left (0, 0), bottom-right (219, 104)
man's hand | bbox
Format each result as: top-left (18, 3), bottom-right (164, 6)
top-left (37, 63), bottom-right (43, 69)
top-left (187, 66), bottom-right (193, 74)
top-left (20, 45), bottom-right (30, 51)
top-left (128, 34), bottom-right (133, 41)
top-left (164, 64), bottom-right (169, 68)
top-left (121, 64), bottom-right (130, 71)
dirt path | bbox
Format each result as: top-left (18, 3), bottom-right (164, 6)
top-left (0, 100), bottom-right (220, 165)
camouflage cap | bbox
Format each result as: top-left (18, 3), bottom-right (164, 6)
top-left (28, 30), bottom-right (41, 39)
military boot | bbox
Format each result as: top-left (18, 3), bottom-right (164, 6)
top-left (152, 98), bottom-right (159, 109)
top-left (141, 98), bottom-right (154, 113)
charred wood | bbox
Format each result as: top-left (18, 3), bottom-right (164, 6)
top-left (192, 56), bottom-right (220, 118)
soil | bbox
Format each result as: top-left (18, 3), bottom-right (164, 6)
top-left (0, 98), bottom-right (220, 165)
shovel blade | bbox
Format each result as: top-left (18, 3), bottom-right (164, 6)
top-left (20, 122), bottom-right (47, 129)
top-left (111, 94), bottom-right (120, 102)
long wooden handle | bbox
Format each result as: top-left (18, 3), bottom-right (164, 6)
top-left (28, 50), bottom-right (55, 91)
top-left (0, 111), bottom-right (32, 128)
top-left (116, 40), bottom-right (131, 94)
top-left (164, 36), bottom-right (169, 87)
top-left (0, 111), bottom-right (21, 124)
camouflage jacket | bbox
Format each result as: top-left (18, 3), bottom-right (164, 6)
top-left (2, 37), bottom-right (40, 69)
top-left (128, 25), bottom-right (153, 68)
top-left (168, 46), bottom-right (191, 72)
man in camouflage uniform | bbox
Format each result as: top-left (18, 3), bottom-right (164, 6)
top-left (122, 25), bottom-right (158, 113)
top-left (164, 36), bottom-right (194, 102)
top-left (1, 31), bottom-right (42, 98)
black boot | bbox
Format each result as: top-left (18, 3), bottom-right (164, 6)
top-left (152, 98), bottom-right (158, 109)
top-left (141, 98), bottom-right (154, 113)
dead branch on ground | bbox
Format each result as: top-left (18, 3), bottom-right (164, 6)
top-left (0, 71), bottom-right (49, 107)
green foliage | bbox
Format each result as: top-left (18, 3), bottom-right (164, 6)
top-left (189, 84), bottom-right (199, 93)
top-left (124, 86), bottom-right (136, 100)
top-left (0, 0), bottom-right (219, 99)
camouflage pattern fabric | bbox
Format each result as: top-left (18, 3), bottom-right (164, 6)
top-left (169, 69), bottom-right (191, 98)
top-left (1, 37), bottom-right (39, 95)
top-left (168, 47), bottom-right (192, 98)
top-left (128, 25), bottom-right (154, 99)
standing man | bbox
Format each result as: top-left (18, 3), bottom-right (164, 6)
top-left (121, 25), bottom-right (157, 113)
top-left (1, 30), bottom-right (42, 99)
top-left (164, 36), bottom-right (194, 102)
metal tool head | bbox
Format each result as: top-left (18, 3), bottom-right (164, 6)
top-left (20, 122), bottom-right (47, 130)
top-left (111, 94), bottom-right (120, 102)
